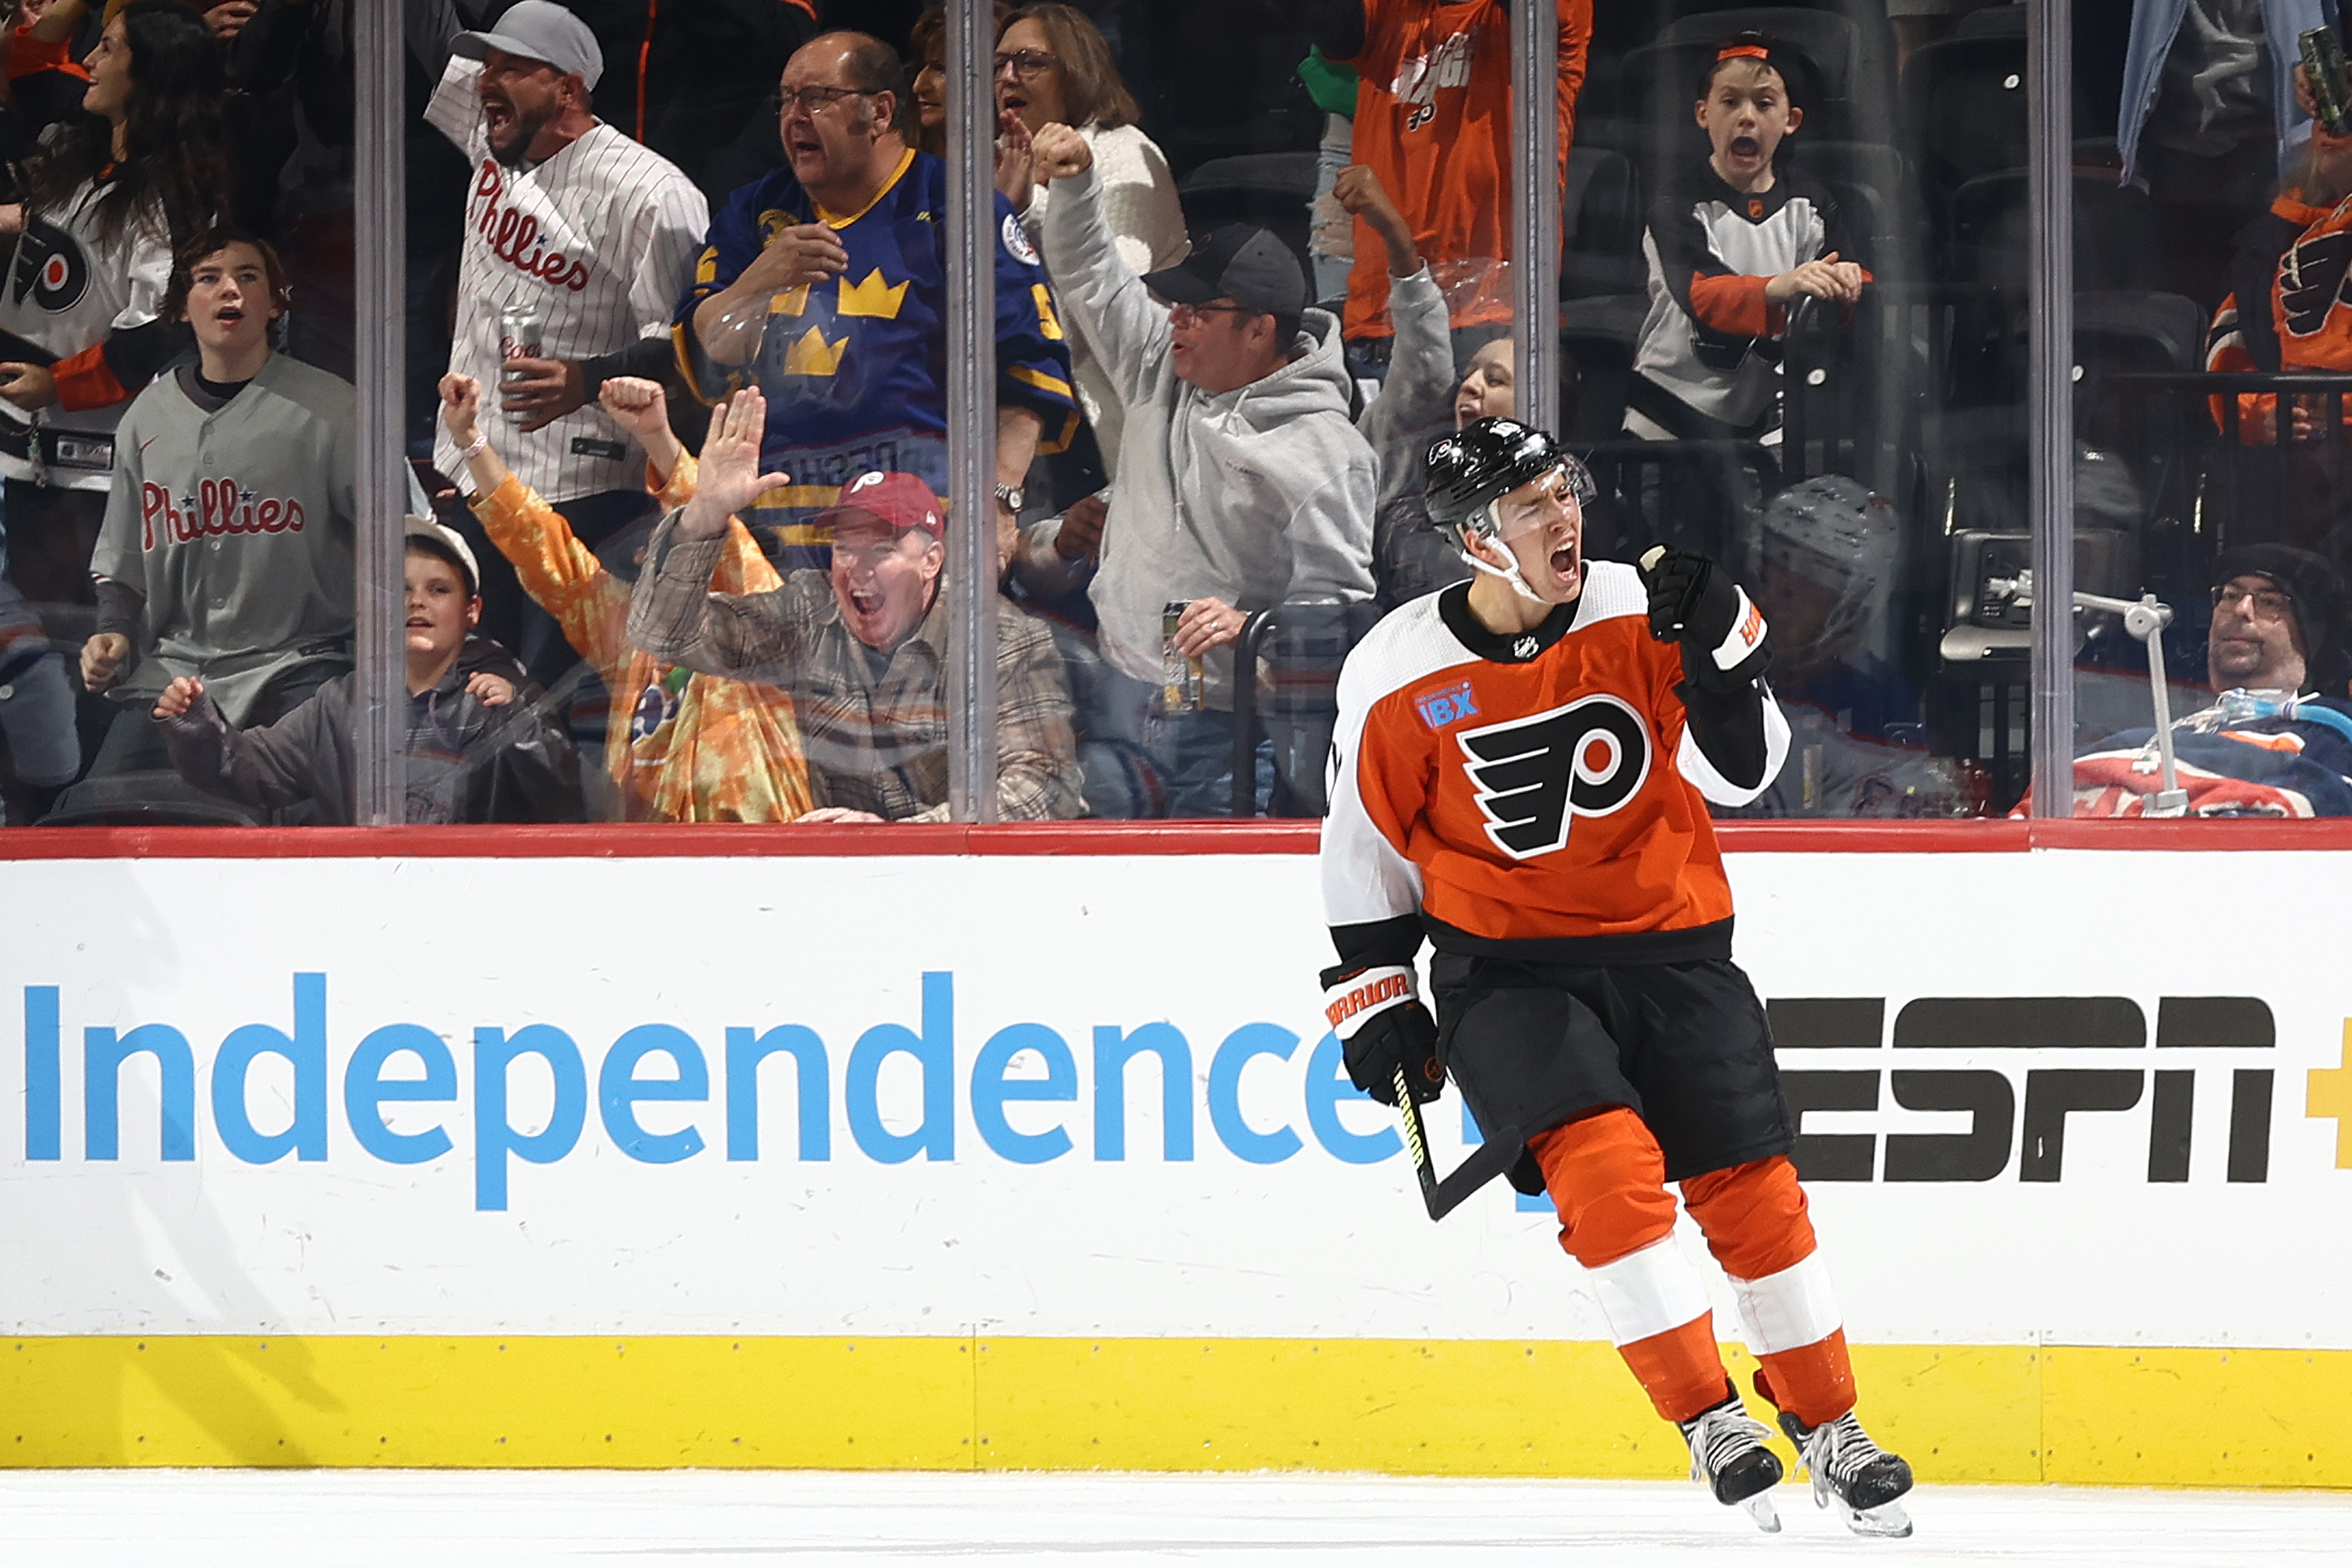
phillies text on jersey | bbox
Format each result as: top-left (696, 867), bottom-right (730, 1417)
top-left (426, 57), bottom-right (710, 505)
top-left (1322, 561), bottom-right (1790, 949)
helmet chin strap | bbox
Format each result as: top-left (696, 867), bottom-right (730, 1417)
top-left (1460, 514), bottom-right (1549, 605)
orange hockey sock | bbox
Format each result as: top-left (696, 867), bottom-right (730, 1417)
top-left (1683, 1156), bottom-right (1855, 1428)
top-left (1754, 1328), bottom-right (1857, 1430)
top-left (1529, 1111), bottom-right (1731, 1424)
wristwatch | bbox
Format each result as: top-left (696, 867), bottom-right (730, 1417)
top-left (994, 482), bottom-right (1025, 513)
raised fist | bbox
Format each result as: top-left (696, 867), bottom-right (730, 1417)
top-left (1031, 122), bottom-right (1092, 181)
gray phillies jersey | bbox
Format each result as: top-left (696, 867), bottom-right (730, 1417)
top-left (90, 355), bottom-right (358, 724)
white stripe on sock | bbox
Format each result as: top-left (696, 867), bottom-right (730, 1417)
top-left (1730, 1251), bottom-right (1843, 1355)
top-left (1586, 1236), bottom-right (1713, 1347)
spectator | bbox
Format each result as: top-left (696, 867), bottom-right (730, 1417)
top-left (62, 227), bottom-right (352, 816)
top-left (907, 1), bottom-right (1010, 160)
top-left (440, 368), bottom-right (816, 824)
top-left (1627, 36), bottom-right (1869, 451)
top-left (2204, 64), bottom-right (2352, 566)
top-left (424, 0), bottom-right (711, 691)
top-left (1027, 122), bottom-right (1376, 816)
top-left (1336, 162), bottom-right (1475, 608)
top-left (2073, 544), bottom-right (2352, 815)
top-left (0, 1), bottom-right (224, 626)
top-left (675, 29), bottom-right (1076, 574)
top-left (3, 0), bottom-right (97, 153)
top-left (1292, 0), bottom-right (1590, 353)
top-left (994, 3), bottom-right (1185, 480)
top-left (152, 517), bottom-right (582, 824)
top-left (627, 387), bottom-right (1082, 823)
top-left (2119, 0), bottom-right (2324, 307)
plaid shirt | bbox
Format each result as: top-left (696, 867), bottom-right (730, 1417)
top-left (627, 513), bottom-right (1081, 821)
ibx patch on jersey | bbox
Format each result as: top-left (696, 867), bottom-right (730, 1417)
top-left (1001, 213), bottom-right (1040, 267)
top-left (1415, 678), bottom-right (1478, 729)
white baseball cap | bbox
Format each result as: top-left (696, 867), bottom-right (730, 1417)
top-left (405, 516), bottom-right (481, 598)
top-left (452, 1), bottom-right (604, 89)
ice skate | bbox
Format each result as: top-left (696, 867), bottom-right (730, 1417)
top-left (1677, 1393), bottom-right (1784, 1532)
top-left (1778, 1409), bottom-right (1915, 1538)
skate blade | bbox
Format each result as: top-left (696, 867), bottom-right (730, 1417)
top-left (1837, 1498), bottom-right (1913, 1539)
top-left (1738, 1493), bottom-right (1782, 1534)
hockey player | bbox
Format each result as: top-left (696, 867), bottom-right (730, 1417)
top-left (1317, 416), bottom-right (1914, 1536)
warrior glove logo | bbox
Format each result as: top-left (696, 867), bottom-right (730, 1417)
top-left (1456, 694), bottom-right (1651, 858)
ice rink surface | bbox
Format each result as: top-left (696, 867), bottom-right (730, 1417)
top-left (2, 1470), bottom-right (2347, 1567)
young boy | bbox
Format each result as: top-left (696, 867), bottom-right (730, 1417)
top-left (1624, 35), bottom-right (1867, 446)
top-left (152, 523), bottom-right (580, 824)
top-left (78, 227), bottom-right (356, 788)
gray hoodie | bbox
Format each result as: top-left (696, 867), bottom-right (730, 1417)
top-left (1039, 166), bottom-right (1377, 709)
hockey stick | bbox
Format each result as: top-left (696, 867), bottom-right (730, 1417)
top-left (1393, 1065), bottom-right (1524, 1221)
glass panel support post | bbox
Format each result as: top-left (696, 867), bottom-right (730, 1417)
top-left (945, 0), bottom-right (1000, 821)
top-left (352, 0), bottom-right (407, 825)
top-left (1511, 0), bottom-right (1561, 437)
top-left (2027, 0), bottom-right (2075, 816)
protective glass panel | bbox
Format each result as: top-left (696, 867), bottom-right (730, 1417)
top-left (2066, 4), bottom-right (2352, 819)
top-left (998, 0), bottom-right (1533, 818)
top-left (0, 4), bottom-right (369, 827)
top-left (1575, 3), bottom-right (2005, 818)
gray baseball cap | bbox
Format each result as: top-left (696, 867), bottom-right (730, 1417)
top-left (1142, 225), bottom-right (1307, 318)
top-left (453, 1), bottom-right (604, 89)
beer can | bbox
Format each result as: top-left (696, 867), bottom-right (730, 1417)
top-left (2304, 28), bottom-right (2352, 137)
top-left (497, 299), bottom-right (545, 375)
top-left (1161, 600), bottom-right (1204, 712)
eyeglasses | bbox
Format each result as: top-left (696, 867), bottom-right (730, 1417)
top-left (994, 48), bottom-right (1060, 79)
top-left (2211, 583), bottom-right (2294, 620)
top-left (770, 85), bottom-right (878, 117)
top-left (1167, 302), bottom-right (1261, 327)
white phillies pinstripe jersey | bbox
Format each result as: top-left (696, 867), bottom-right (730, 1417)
top-left (428, 57), bottom-right (709, 504)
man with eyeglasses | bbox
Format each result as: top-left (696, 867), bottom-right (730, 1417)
top-left (674, 30), bottom-right (1077, 577)
top-left (1020, 122), bottom-right (1377, 817)
top-left (2073, 544), bottom-right (2352, 815)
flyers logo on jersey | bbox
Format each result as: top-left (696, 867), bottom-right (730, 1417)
top-left (10, 220), bottom-right (87, 314)
top-left (1456, 694), bottom-right (1651, 859)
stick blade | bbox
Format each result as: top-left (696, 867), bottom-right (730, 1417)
top-left (1424, 1126), bottom-right (1525, 1220)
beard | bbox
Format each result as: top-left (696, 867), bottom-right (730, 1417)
top-left (487, 99), bottom-right (558, 167)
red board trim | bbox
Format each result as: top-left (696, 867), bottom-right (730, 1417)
top-left (6, 817), bottom-right (2352, 860)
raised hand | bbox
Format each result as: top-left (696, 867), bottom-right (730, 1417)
top-left (597, 376), bottom-right (670, 442)
top-left (676, 390), bottom-right (790, 539)
top-left (439, 372), bottom-right (484, 445)
top-left (740, 222), bottom-right (849, 296)
top-left (1031, 122), bottom-right (1092, 181)
top-left (81, 632), bottom-right (130, 693)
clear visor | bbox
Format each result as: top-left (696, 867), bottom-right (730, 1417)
top-left (1480, 464), bottom-right (1579, 544)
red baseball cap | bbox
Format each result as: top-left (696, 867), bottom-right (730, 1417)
top-left (816, 471), bottom-right (945, 540)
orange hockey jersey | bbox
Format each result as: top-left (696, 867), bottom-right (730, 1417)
top-left (1322, 561), bottom-right (1788, 954)
top-left (1339, 0), bottom-right (1590, 340)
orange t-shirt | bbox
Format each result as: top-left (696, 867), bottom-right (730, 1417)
top-left (1339, 0), bottom-right (1589, 340)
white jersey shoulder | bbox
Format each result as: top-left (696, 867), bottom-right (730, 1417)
top-left (1336, 588), bottom-right (1481, 714)
top-left (1570, 558), bottom-right (1649, 629)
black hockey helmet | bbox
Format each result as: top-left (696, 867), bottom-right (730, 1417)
top-left (1423, 417), bottom-right (1594, 543)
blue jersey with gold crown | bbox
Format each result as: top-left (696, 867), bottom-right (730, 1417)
top-left (673, 148), bottom-right (1078, 567)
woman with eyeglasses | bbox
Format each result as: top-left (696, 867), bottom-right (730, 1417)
top-left (991, 3), bottom-right (1185, 481)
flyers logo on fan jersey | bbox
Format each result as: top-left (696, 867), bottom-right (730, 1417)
top-left (1456, 693), bottom-right (1651, 859)
top-left (2279, 225), bottom-right (2352, 339)
top-left (10, 220), bottom-right (87, 314)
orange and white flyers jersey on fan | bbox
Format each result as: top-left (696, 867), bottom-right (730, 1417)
top-left (1323, 561), bottom-right (1786, 945)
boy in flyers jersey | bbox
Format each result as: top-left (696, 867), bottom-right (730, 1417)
top-left (1626, 34), bottom-right (1867, 447)
top-left (1317, 416), bottom-right (1915, 1537)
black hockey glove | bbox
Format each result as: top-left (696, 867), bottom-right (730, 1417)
top-left (1322, 963), bottom-right (1444, 1106)
top-left (1639, 547), bottom-right (1739, 647)
top-left (1640, 545), bottom-right (1770, 685)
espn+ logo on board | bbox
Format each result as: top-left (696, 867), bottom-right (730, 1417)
top-left (1770, 996), bottom-right (2278, 1185)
